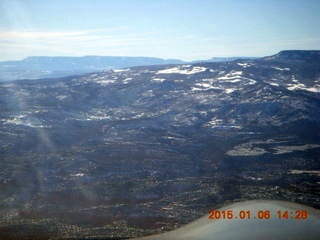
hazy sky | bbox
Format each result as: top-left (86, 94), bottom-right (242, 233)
top-left (0, 0), bottom-right (320, 61)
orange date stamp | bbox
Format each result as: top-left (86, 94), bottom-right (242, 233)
top-left (208, 209), bottom-right (308, 220)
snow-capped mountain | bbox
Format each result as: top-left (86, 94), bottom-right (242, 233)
top-left (0, 50), bottom-right (319, 239)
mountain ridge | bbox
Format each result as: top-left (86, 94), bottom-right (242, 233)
top-left (0, 54), bottom-right (258, 81)
top-left (263, 50), bottom-right (320, 62)
top-left (1, 50), bottom-right (319, 82)
top-left (0, 55), bottom-right (185, 81)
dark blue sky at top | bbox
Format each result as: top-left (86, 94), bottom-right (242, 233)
top-left (0, 0), bottom-right (319, 61)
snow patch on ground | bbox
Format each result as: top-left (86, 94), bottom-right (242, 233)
top-left (113, 68), bottom-right (130, 72)
top-left (85, 115), bottom-right (110, 121)
top-left (3, 114), bottom-right (47, 128)
top-left (157, 66), bottom-right (207, 75)
top-left (225, 79), bottom-right (242, 83)
top-left (71, 173), bottom-right (85, 177)
top-left (191, 87), bottom-right (203, 91)
top-left (237, 63), bottom-right (251, 68)
top-left (151, 77), bottom-right (166, 82)
top-left (273, 67), bottom-right (290, 71)
top-left (97, 80), bottom-right (116, 85)
top-left (225, 88), bottom-right (237, 94)
top-left (56, 95), bottom-right (68, 100)
top-left (203, 117), bottom-right (242, 129)
top-left (218, 70), bottom-right (243, 81)
top-left (204, 118), bottom-right (223, 127)
top-left (287, 81), bottom-right (320, 93)
top-left (192, 81), bottom-right (221, 91)
top-left (291, 75), bottom-right (299, 83)
top-left (289, 170), bottom-right (320, 176)
top-left (273, 144), bottom-right (320, 155)
top-left (195, 83), bottom-right (213, 88)
top-left (246, 78), bottom-right (257, 85)
top-left (123, 78), bottom-right (133, 84)
top-left (95, 79), bottom-right (116, 85)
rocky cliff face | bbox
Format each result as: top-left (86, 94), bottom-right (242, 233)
top-left (0, 51), bottom-right (319, 239)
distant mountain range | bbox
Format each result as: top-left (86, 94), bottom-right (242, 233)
top-left (191, 56), bottom-right (258, 63)
top-left (0, 55), bottom-right (256, 81)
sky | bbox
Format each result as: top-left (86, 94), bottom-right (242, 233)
top-left (0, 0), bottom-right (320, 61)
